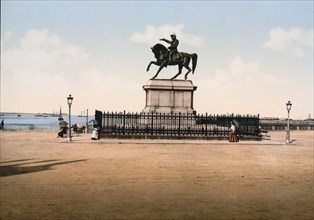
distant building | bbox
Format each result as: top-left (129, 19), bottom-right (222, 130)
top-left (260, 117), bottom-right (314, 130)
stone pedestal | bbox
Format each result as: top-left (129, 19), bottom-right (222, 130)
top-left (142, 79), bottom-right (197, 114)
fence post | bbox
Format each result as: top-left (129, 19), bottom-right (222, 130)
top-left (174, 114), bottom-right (177, 136)
top-left (164, 113), bottom-right (166, 136)
top-left (178, 112), bottom-right (181, 136)
top-left (123, 111), bottom-right (126, 134)
top-left (112, 112), bottom-right (115, 134)
top-left (169, 114), bottom-right (172, 136)
top-left (205, 113), bottom-right (208, 136)
top-left (151, 112), bottom-right (154, 136)
top-left (103, 111), bottom-right (106, 134)
top-left (247, 114), bottom-right (249, 136)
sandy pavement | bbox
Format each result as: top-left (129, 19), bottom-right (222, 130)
top-left (0, 130), bottom-right (313, 220)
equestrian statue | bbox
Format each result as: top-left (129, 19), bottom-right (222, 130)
top-left (146, 34), bottom-right (198, 80)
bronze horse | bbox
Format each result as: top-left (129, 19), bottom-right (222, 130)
top-left (146, 43), bottom-right (198, 80)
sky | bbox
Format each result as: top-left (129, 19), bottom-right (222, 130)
top-left (1, 1), bottom-right (313, 119)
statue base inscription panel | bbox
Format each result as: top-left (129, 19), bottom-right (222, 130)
top-left (142, 79), bottom-right (197, 114)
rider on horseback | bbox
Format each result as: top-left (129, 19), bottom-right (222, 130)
top-left (160, 34), bottom-right (181, 62)
top-left (147, 34), bottom-right (198, 80)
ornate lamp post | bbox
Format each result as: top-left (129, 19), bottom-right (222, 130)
top-left (285, 101), bottom-right (292, 144)
top-left (67, 95), bottom-right (74, 141)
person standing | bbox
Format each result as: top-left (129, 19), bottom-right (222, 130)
top-left (229, 121), bottom-right (239, 142)
top-left (0, 120), bottom-right (4, 130)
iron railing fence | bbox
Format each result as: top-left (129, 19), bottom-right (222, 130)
top-left (97, 111), bottom-right (261, 139)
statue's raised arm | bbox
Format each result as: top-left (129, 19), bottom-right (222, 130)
top-left (160, 38), bottom-right (171, 44)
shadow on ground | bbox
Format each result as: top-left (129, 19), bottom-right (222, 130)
top-left (0, 159), bottom-right (88, 177)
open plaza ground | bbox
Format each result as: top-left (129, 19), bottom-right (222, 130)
top-left (0, 130), bottom-right (313, 220)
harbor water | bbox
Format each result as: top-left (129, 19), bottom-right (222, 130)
top-left (0, 113), bottom-right (95, 131)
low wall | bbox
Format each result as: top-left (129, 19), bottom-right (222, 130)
top-left (101, 134), bottom-right (262, 141)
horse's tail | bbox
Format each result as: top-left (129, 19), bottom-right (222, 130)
top-left (191, 53), bottom-right (198, 74)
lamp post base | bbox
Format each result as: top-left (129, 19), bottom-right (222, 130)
top-left (285, 131), bottom-right (291, 144)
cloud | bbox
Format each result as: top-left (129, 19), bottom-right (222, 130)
top-left (2, 29), bottom-right (91, 78)
top-left (196, 56), bottom-right (286, 116)
top-left (1, 29), bottom-right (146, 113)
top-left (130, 24), bottom-right (204, 47)
top-left (263, 27), bottom-right (313, 58)
top-left (208, 56), bottom-right (285, 89)
top-left (2, 31), bottom-right (13, 41)
top-left (1, 29), bottom-right (100, 112)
